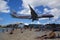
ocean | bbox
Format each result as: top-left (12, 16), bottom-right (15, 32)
top-left (0, 28), bottom-right (12, 32)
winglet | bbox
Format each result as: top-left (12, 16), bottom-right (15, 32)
top-left (10, 9), bottom-right (17, 18)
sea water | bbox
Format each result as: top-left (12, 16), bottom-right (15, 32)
top-left (0, 28), bottom-right (13, 32)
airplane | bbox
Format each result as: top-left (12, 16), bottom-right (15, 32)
top-left (10, 5), bottom-right (54, 22)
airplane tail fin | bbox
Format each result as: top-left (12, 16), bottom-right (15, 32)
top-left (29, 5), bottom-right (38, 21)
top-left (10, 10), bottom-right (17, 18)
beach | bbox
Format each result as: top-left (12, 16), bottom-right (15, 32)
top-left (0, 29), bottom-right (60, 40)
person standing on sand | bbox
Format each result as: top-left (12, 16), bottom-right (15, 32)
top-left (10, 28), bottom-right (14, 34)
top-left (2, 28), bottom-right (5, 33)
top-left (29, 26), bottom-right (33, 31)
top-left (9, 24), bottom-right (14, 34)
top-left (18, 23), bottom-right (24, 33)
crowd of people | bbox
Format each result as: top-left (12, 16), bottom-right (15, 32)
top-left (35, 30), bottom-right (56, 40)
top-left (1, 23), bottom-right (58, 40)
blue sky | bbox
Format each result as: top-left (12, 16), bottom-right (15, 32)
top-left (0, 0), bottom-right (60, 25)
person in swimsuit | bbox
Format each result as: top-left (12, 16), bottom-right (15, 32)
top-left (40, 30), bottom-right (56, 40)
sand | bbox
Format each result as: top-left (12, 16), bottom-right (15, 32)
top-left (0, 29), bottom-right (60, 40)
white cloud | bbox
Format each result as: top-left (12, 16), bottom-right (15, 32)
top-left (40, 0), bottom-right (60, 8)
top-left (22, 0), bottom-right (60, 8)
top-left (18, 9), bottom-right (30, 15)
top-left (43, 8), bottom-right (50, 14)
top-left (39, 18), bottom-right (49, 21)
top-left (24, 23), bottom-right (29, 25)
top-left (22, 0), bottom-right (40, 8)
top-left (18, 0), bottom-right (60, 14)
top-left (50, 8), bottom-right (60, 18)
top-left (37, 21), bottom-right (41, 24)
top-left (43, 5), bottom-right (60, 24)
top-left (1, 9), bottom-right (10, 13)
top-left (0, 0), bottom-right (10, 13)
